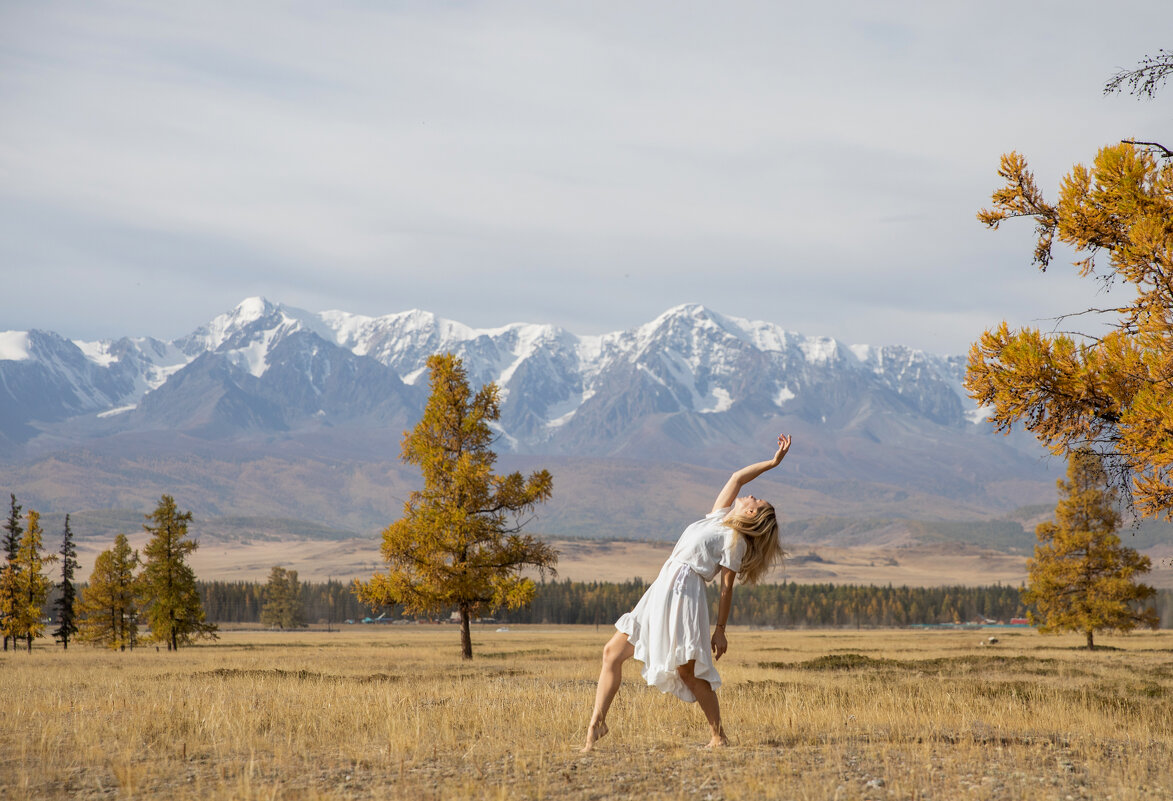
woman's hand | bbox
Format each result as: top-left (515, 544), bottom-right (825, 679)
top-left (711, 626), bottom-right (728, 661)
top-left (770, 433), bottom-right (792, 467)
top-left (712, 434), bottom-right (792, 513)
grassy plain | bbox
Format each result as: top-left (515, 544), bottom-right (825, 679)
top-left (3, 626), bottom-right (1172, 800)
top-left (73, 535), bottom-right (1051, 588)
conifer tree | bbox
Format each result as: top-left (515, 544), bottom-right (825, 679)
top-left (260, 566), bottom-right (306, 629)
top-left (0, 494), bottom-right (23, 651)
top-left (284, 568), bottom-right (305, 628)
top-left (0, 510), bottom-right (57, 652)
top-left (261, 566), bottom-right (290, 628)
top-left (139, 495), bottom-right (217, 650)
top-left (968, 55), bottom-right (1173, 518)
top-left (53, 514), bottom-right (80, 649)
top-left (1022, 451), bottom-right (1159, 649)
top-left (356, 353), bottom-right (556, 659)
top-left (78, 534), bottom-right (141, 650)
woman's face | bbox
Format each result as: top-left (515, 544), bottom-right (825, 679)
top-left (733, 495), bottom-right (767, 517)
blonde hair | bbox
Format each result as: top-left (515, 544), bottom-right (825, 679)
top-left (723, 502), bottom-right (784, 585)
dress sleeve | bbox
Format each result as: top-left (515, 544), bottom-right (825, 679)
top-left (719, 534), bottom-right (748, 574)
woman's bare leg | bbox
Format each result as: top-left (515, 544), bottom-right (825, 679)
top-left (676, 660), bottom-right (728, 747)
top-left (582, 631), bottom-right (635, 752)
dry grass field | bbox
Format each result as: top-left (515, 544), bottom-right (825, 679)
top-left (3, 626), bottom-right (1172, 800)
top-left (75, 535), bottom-right (1050, 587)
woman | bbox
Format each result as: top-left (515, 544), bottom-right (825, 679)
top-left (582, 434), bottom-right (791, 751)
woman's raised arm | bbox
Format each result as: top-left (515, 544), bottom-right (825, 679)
top-left (711, 434), bottom-right (791, 513)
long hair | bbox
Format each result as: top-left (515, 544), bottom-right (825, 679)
top-left (723, 502), bottom-right (784, 585)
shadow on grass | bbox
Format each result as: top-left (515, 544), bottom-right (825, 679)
top-left (195, 667), bottom-right (399, 683)
top-left (759, 653), bottom-right (1064, 673)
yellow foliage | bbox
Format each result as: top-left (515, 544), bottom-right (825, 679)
top-left (969, 143), bottom-right (1173, 518)
top-left (78, 534), bottom-right (141, 651)
top-left (1022, 451), bottom-right (1158, 649)
top-left (0, 510), bottom-right (56, 651)
top-left (355, 353), bottom-right (556, 658)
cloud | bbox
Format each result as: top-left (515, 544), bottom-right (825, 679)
top-left (0, 0), bottom-right (1166, 352)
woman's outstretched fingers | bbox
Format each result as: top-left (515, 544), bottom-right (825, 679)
top-left (774, 433), bottom-right (791, 463)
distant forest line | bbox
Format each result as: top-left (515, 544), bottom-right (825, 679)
top-left (185, 579), bottom-right (1173, 630)
top-left (38, 578), bottom-right (1173, 630)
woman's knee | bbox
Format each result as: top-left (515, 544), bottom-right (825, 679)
top-left (676, 660), bottom-right (698, 686)
top-left (602, 637), bottom-right (630, 666)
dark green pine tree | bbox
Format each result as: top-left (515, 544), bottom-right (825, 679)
top-left (1, 494), bottom-right (23, 652)
top-left (261, 566), bottom-right (292, 629)
top-left (53, 514), bottom-right (80, 649)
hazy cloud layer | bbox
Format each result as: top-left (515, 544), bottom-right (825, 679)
top-left (0, 1), bottom-right (1166, 352)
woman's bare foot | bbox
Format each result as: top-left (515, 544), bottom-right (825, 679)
top-left (581, 720), bottom-right (609, 753)
top-left (704, 732), bottom-right (729, 749)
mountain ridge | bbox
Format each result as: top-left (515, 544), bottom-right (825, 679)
top-left (0, 298), bottom-right (1058, 541)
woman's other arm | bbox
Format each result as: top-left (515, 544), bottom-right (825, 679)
top-left (711, 434), bottom-right (791, 513)
top-left (710, 567), bottom-right (737, 660)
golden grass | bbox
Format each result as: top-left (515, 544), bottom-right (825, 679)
top-left (3, 626), bottom-right (1172, 800)
top-left (73, 534), bottom-right (1050, 588)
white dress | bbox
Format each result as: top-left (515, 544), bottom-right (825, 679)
top-left (615, 507), bottom-right (747, 702)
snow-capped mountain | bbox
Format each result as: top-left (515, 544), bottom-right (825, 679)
top-left (0, 298), bottom-right (1061, 537)
top-left (0, 297), bottom-right (983, 453)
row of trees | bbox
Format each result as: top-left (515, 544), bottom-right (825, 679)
top-left (1, 494), bottom-right (219, 651)
top-left (502, 580), bottom-right (1035, 628)
top-left (52, 575), bottom-right (1161, 630)
top-left (200, 577), bottom-right (363, 625)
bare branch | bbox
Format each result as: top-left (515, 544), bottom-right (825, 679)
top-left (1037, 307), bottom-right (1127, 323)
top-left (1104, 49), bottom-right (1173, 98)
top-left (1045, 330), bottom-right (1104, 343)
top-left (1122, 139), bottom-right (1173, 159)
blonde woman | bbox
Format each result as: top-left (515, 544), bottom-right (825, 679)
top-left (582, 434), bottom-right (790, 751)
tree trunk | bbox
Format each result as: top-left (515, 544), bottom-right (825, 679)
top-left (460, 605), bottom-right (472, 660)
top-left (1086, 630), bottom-right (1095, 650)
top-left (26, 634), bottom-right (32, 653)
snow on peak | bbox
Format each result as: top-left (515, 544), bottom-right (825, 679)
top-left (234, 296), bottom-right (273, 321)
top-left (195, 297), bottom-right (280, 351)
top-left (73, 339), bottom-right (119, 367)
top-left (800, 336), bottom-right (842, 365)
top-left (0, 331), bottom-right (31, 361)
top-left (188, 297), bottom-right (331, 362)
top-left (642, 305), bottom-right (801, 354)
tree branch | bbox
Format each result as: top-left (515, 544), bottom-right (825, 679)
top-left (1122, 139), bottom-right (1173, 159)
top-left (1104, 50), bottom-right (1173, 98)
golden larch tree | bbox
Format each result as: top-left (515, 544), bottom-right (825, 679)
top-left (139, 495), bottom-right (218, 650)
top-left (78, 534), bottom-right (142, 651)
top-left (0, 510), bottom-right (56, 652)
top-left (1022, 450), bottom-right (1158, 649)
top-left (968, 52), bottom-right (1173, 518)
top-left (356, 353), bottom-right (556, 659)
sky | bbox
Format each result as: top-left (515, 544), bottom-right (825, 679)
top-left (0, 1), bottom-right (1168, 354)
